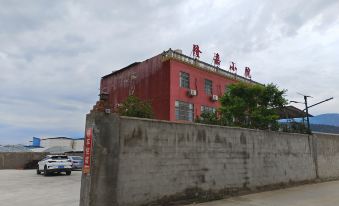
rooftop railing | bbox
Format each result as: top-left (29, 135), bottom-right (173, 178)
top-left (162, 49), bottom-right (260, 85)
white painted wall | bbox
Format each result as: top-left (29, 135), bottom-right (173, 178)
top-left (39, 138), bottom-right (84, 151)
top-left (73, 139), bottom-right (84, 151)
top-left (40, 138), bottom-right (73, 148)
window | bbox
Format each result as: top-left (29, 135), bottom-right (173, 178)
top-left (51, 156), bottom-right (68, 160)
top-left (201, 105), bottom-right (216, 114)
top-left (70, 156), bottom-right (83, 160)
top-left (175, 101), bottom-right (194, 121)
top-left (180, 72), bottom-right (190, 88)
top-left (204, 79), bottom-right (213, 95)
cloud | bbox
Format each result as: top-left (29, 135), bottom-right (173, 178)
top-left (0, 0), bottom-right (339, 144)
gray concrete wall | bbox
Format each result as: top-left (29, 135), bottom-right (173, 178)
top-left (80, 113), bottom-right (120, 206)
top-left (80, 113), bottom-right (338, 206)
top-left (0, 152), bottom-right (48, 169)
top-left (315, 133), bottom-right (339, 179)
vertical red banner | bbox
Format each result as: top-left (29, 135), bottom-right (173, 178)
top-left (83, 128), bottom-right (93, 174)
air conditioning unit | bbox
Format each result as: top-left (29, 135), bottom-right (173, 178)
top-left (187, 89), bottom-right (197, 97)
top-left (211, 95), bottom-right (218, 101)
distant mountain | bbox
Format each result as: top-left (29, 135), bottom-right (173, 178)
top-left (309, 113), bottom-right (339, 126)
top-left (311, 124), bottom-right (339, 134)
top-left (279, 113), bottom-right (339, 134)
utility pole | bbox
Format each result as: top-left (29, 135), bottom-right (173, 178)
top-left (297, 93), bottom-right (313, 134)
top-left (304, 95), bottom-right (311, 134)
top-left (291, 94), bottom-right (333, 134)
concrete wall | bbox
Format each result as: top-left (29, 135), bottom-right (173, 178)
top-left (315, 133), bottom-right (339, 179)
top-left (80, 113), bottom-right (339, 206)
top-left (0, 152), bottom-right (48, 169)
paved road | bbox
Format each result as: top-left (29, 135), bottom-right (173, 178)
top-left (189, 180), bottom-right (339, 206)
top-left (0, 169), bottom-right (81, 206)
top-left (1, 170), bottom-right (339, 206)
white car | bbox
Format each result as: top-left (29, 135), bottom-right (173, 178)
top-left (37, 155), bottom-right (72, 176)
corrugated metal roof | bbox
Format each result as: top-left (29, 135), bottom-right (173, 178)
top-left (102, 62), bottom-right (141, 79)
top-left (276, 105), bottom-right (313, 119)
top-left (41, 137), bottom-right (73, 140)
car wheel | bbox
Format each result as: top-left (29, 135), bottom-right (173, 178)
top-left (66, 170), bottom-right (71, 175)
top-left (36, 166), bottom-right (41, 175)
top-left (43, 166), bottom-right (49, 176)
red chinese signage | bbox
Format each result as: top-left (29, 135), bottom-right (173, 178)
top-left (244, 67), bottom-right (251, 79)
top-left (192, 44), bottom-right (202, 58)
top-left (213, 53), bottom-right (221, 66)
top-left (229, 61), bottom-right (237, 72)
top-left (83, 128), bottom-right (93, 174)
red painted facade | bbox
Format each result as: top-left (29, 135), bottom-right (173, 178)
top-left (168, 60), bottom-right (237, 121)
top-left (100, 49), bottom-right (254, 122)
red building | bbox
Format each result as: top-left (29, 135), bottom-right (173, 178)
top-left (99, 49), bottom-right (256, 122)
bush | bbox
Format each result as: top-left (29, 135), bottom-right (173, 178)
top-left (219, 82), bottom-right (287, 130)
top-left (195, 111), bottom-right (220, 125)
top-left (117, 95), bottom-right (153, 118)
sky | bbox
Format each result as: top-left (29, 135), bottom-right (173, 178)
top-left (1, 0), bottom-right (339, 144)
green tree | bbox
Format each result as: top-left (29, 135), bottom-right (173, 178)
top-left (219, 83), bottom-right (287, 130)
top-left (195, 111), bottom-right (220, 125)
top-left (117, 95), bottom-right (153, 118)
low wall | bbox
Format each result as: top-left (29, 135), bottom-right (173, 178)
top-left (0, 152), bottom-right (49, 169)
top-left (80, 113), bottom-right (339, 206)
top-left (315, 133), bottom-right (339, 179)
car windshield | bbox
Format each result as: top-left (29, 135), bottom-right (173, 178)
top-left (50, 156), bottom-right (68, 160)
top-left (71, 156), bottom-right (83, 160)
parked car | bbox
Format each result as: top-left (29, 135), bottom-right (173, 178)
top-left (68, 156), bottom-right (83, 170)
top-left (37, 155), bottom-right (72, 176)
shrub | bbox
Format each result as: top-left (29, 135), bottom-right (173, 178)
top-left (117, 95), bottom-right (153, 118)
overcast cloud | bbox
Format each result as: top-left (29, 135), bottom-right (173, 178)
top-left (1, 0), bottom-right (339, 144)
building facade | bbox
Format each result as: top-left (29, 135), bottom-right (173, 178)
top-left (100, 49), bottom-right (256, 122)
top-left (28, 137), bottom-right (84, 152)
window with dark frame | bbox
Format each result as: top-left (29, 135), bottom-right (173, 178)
top-left (201, 105), bottom-right (216, 114)
top-left (180, 72), bottom-right (190, 88)
top-left (204, 79), bottom-right (213, 95)
top-left (175, 101), bottom-right (194, 121)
